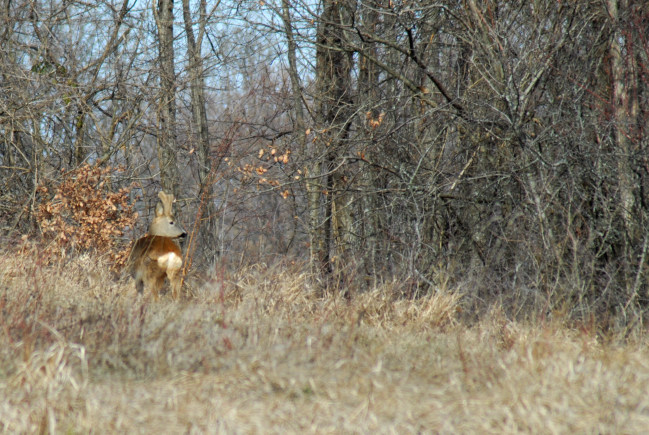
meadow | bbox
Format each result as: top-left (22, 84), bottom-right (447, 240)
top-left (2, 245), bottom-right (649, 434)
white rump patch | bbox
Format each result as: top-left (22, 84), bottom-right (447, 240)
top-left (157, 252), bottom-right (182, 271)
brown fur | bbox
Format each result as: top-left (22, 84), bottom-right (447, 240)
top-left (128, 191), bottom-right (186, 299)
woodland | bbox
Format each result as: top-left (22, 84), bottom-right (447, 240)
top-left (3, 2), bottom-right (649, 433)
top-left (1, 0), bottom-right (649, 325)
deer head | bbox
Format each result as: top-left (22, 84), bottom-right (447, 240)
top-left (148, 191), bottom-right (186, 238)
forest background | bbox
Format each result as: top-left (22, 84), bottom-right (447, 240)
top-left (1, 0), bottom-right (649, 324)
top-left (3, 1), bottom-right (649, 432)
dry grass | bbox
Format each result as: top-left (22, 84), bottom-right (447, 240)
top-left (2, 245), bottom-right (649, 434)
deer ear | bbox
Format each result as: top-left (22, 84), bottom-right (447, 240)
top-left (155, 201), bottom-right (165, 217)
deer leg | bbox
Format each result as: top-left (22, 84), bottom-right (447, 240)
top-left (135, 278), bottom-right (144, 295)
top-left (158, 252), bottom-right (183, 300)
top-left (152, 274), bottom-right (166, 300)
top-left (168, 271), bottom-right (178, 300)
top-left (143, 266), bottom-right (164, 301)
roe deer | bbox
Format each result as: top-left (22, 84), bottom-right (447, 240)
top-left (128, 191), bottom-right (186, 299)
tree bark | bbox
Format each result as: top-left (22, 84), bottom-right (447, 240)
top-left (312, 0), bottom-right (353, 279)
top-left (154, 0), bottom-right (178, 193)
top-left (182, 0), bottom-right (218, 257)
top-left (607, 0), bottom-right (636, 241)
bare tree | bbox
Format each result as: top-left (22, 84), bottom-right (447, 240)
top-left (309, 0), bottom-right (354, 279)
top-left (154, 0), bottom-right (179, 193)
top-left (181, 0), bottom-right (222, 260)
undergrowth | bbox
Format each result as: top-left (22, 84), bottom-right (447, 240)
top-left (1, 246), bottom-right (649, 433)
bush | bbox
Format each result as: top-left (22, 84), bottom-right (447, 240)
top-left (36, 164), bottom-right (137, 269)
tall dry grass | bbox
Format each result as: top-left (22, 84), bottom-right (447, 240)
top-left (1, 243), bottom-right (649, 433)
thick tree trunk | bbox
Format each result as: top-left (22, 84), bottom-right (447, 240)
top-left (313, 0), bottom-right (353, 280)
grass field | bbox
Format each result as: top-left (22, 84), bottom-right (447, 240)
top-left (2, 247), bottom-right (649, 434)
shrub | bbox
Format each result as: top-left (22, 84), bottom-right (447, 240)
top-left (36, 164), bottom-right (137, 269)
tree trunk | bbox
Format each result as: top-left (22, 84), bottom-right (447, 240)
top-left (281, 0), bottom-right (321, 273)
top-left (607, 0), bottom-right (635, 239)
top-left (182, 0), bottom-right (218, 259)
top-left (313, 0), bottom-right (353, 280)
top-left (154, 0), bottom-right (178, 193)
top-left (281, 0), bottom-right (306, 140)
